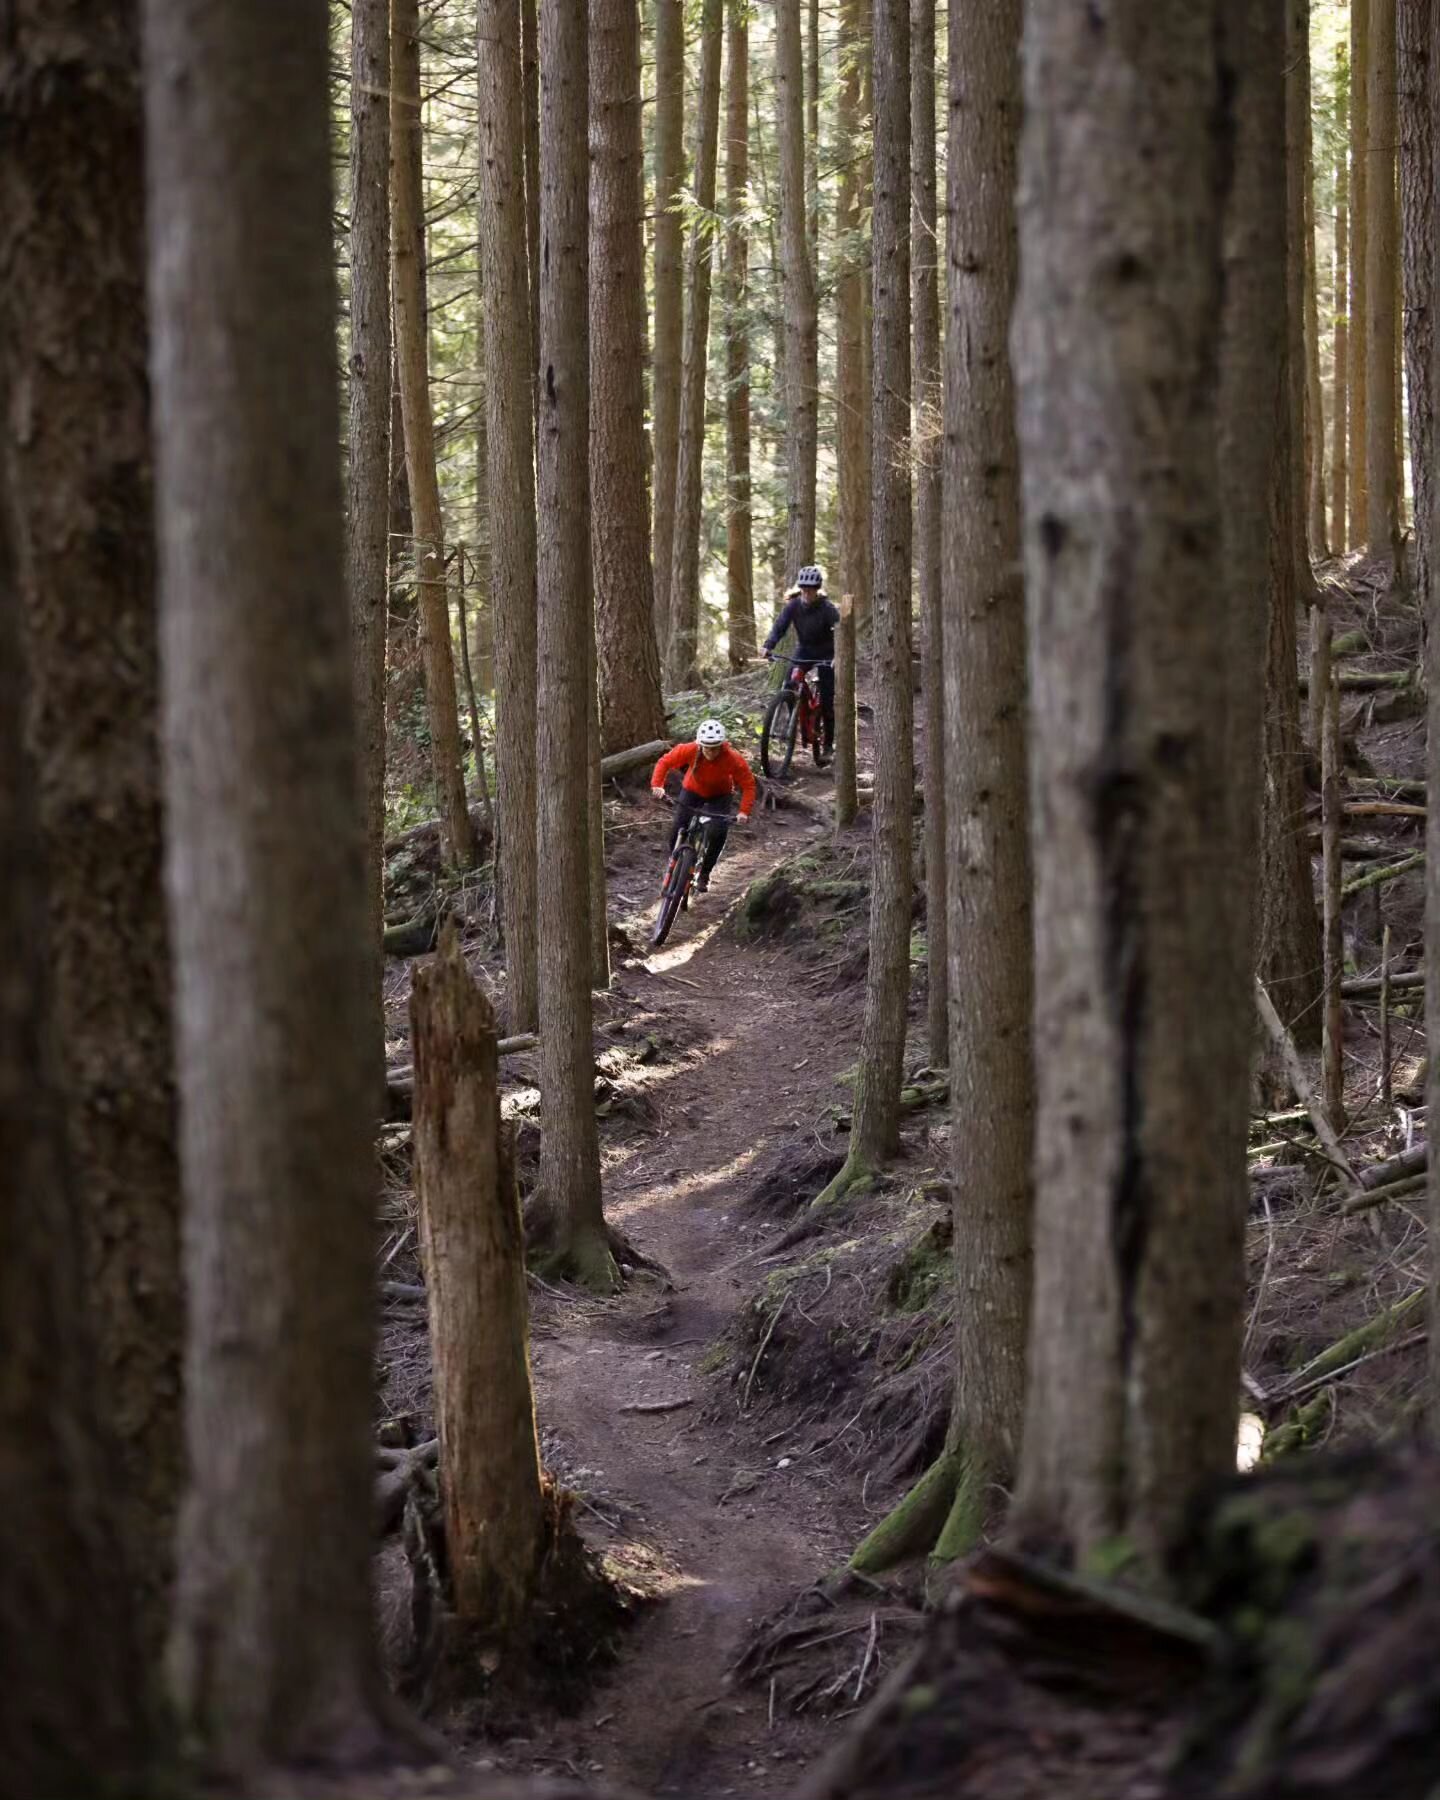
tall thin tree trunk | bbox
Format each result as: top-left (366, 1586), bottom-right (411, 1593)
top-left (391, 0), bottom-right (475, 868)
top-left (940, 0), bottom-right (1030, 1552)
top-left (1399, 0), bottom-right (1433, 600)
top-left (1351, 0), bottom-right (1372, 546)
top-left (725, 1), bottom-right (757, 667)
top-left (836, 0), bottom-right (871, 620)
top-left (349, 0), bottom-right (393, 1101)
top-left (1286, 0), bottom-right (1316, 596)
top-left (828, 0), bottom-right (911, 1194)
top-left (1012, 0), bottom-right (1242, 1575)
top-left (1305, 77), bottom-right (1328, 558)
top-left (777, 0), bottom-right (819, 578)
top-left (1368, 0), bottom-right (1401, 559)
top-left (590, 0), bottom-right (666, 751)
top-left (1332, 55), bottom-right (1351, 554)
top-left (536, 0), bottom-right (613, 1292)
top-left (478, 0), bottom-right (541, 1032)
top-left (0, 481), bottom-right (146, 1798)
top-left (912, 0), bottom-right (945, 1071)
top-left (652, 0), bottom-right (685, 665)
top-left (143, 0), bottom-right (413, 1766)
top-left (666, 0), bottom-right (724, 692)
top-left (807, 0), bottom-right (820, 254)
top-left (523, 0), bottom-right (541, 401)
top-left (0, 0), bottom-right (182, 1669)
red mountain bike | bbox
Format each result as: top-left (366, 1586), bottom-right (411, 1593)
top-left (650, 805), bottom-right (734, 949)
top-left (761, 654), bottom-right (832, 780)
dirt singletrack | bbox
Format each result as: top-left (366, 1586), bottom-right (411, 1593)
top-left (497, 765), bottom-right (870, 1796)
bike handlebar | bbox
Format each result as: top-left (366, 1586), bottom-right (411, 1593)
top-left (766, 653), bottom-right (833, 669)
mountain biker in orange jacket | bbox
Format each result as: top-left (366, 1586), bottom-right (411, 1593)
top-left (650, 720), bottom-right (758, 895)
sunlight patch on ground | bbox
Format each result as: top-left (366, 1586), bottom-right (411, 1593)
top-left (645, 907), bottom-right (731, 974)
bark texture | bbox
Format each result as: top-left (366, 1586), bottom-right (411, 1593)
top-left (1285, 0), bottom-right (1316, 596)
top-left (836, 0), bottom-right (872, 620)
top-left (411, 933), bottom-right (549, 1631)
top-left (724, 1), bottom-right (757, 667)
top-left (666, 0), bottom-right (724, 691)
top-left (1012, 0), bottom-right (1242, 1573)
top-left (1304, 74), bottom-right (1328, 559)
top-left (940, 0), bottom-right (1030, 1540)
top-left (0, 363), bottom-right (146, 1800)
top-left (478, 0), bottom-right (540, 1032)
top-left (589, 0), bottom-right (666, 751)
top-left (536, 0), bottom-right (612, 1289)
top-left (1400, 0), bottom-right (1433, 599)
top-left (0, 0), bottom-right (183, 1668)
top-left (913, 0), bottom-right (945, 1070)
top-left (847, 0), bottom-right (911, 1175)
top-left (834, 598), bottom-right (859, 828)
top-left (523, 0), bottom-right (541, 402)
top-left (652, 0), bottom-right (684, 663)
top-left (349, 0), bottom-right (392, 1100)
top-left (1332, 56), bottom-right (1351, 554)
top-left (777, 0), bottom-right (819, 577)
top-left (1351, 0), bottom-right (1371, 546)
top-left (143, 0), bottom-right (403, 1765)
top-left (1368, 0), bottom-right (1401, 559)
top-left (392, 0), bottom-right (475, 869)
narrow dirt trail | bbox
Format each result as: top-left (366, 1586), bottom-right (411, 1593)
top-left (507, 776), bottom-right (867, 1797)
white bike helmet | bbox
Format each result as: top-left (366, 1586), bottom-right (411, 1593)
top-left (696, 718), bottom-right (728, 747)
top-left (796, 564), bottom-right (825, 589)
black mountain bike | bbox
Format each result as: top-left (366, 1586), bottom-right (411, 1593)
top-left (761, 654), bottom-right (832, 780)
top-left (650, 806), bottom-right (733, 949)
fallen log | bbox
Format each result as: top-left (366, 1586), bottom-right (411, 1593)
top-left (1342, 800), bottom-right (1427, 819)
top-left (385, 1033), bottom-right (540, 1122)
top-left (1297, 667), bottom-right (1417, 692)
top-left (1356, 1141), bottom-right (1428, 1191)
top-left (1340, 851), bottom-right (1425, 898)
top-left (600, 737), bottom-right (676, 780)
top-left (1341, 968), bottom-right (1424, 997)
top-left (1342, 1171), bottom-right (1428, 1216)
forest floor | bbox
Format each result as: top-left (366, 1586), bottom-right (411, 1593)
top-left (370, 559), bottom-right (1439, 1800)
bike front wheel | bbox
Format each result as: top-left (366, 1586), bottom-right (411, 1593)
top-left (650, 845), bottom-right (696, 949)
top-left (761, 690), bottom-right (799, 780)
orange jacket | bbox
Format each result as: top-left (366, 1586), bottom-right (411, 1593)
top-left (652, 741), bottom-right (757, 814)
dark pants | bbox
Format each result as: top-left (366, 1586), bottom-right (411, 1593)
top-left (670, 792), bottom-right (733, 879)
top-left (794, 661), bottom-right (835, 749)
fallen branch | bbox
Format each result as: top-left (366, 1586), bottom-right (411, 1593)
top-left (617, 1396), bottom-right (694, 1415)
top-left (1270, 1288), bottom-right (1426, 1401)
top-left (1340, 851), bottom-right (1425, 899)
top-left (742, 1290), bottom-right (791, 1411)
top-left (1298, 668), bottom-right (1417, 692)
top-left (1341, 1171), bottom-right (1427, 1215)
top-left (600, 737), bottom-right (676, 780)
top-left (1357, 1141), bottom-right (1428, 1190)
top-left (1341, 968), bottom-right (1424, 997)
top-left (1254, 980), bottom-right (1359, 1191)
top-left (1342, 800), bottom-right (1427, 818)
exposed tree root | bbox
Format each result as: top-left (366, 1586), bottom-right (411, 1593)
top-left (812, 1152), bottom-right (877, 1209)
top-left (849, 1452), bottom-right (960, 1574)
top-left (523, 1192), bottom-right (663, 1296)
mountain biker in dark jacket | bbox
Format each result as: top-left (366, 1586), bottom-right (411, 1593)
top-left (764, 564), bottom-right (838, 754)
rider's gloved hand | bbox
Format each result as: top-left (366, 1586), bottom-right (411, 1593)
top-left (651, 786), bottom-right (665, 800)
top-left (737, 812), bottom-right (750, 825)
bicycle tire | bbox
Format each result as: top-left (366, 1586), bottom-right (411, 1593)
top-left (650, 845), bottom-right (695, 949)
top-left (761, 691), bottom-right (798, 780)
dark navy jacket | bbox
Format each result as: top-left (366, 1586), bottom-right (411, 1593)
top-left (764, 592), bottom-right (839, 662)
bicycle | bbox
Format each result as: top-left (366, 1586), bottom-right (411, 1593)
top-left (650, 803), bottom-right (735, 949)
top-left (761, 654), bottom-right (833, 780)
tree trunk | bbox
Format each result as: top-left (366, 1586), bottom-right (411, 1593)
top-left (478, 0), bottom-right (541, 1033)
top-left (1322, 665), bottom-right (1346, 1129)
top-left (833, 0), bottom-right (911, 1188)
top-left (777, 0), bottom-right (819, 578)
top-left (939, 0), bottom-right (1030, 1553)
top-left (1286, 0), bottom-right (1316, 597)
top-left (411, 932), bottom-right (550, 1632)
top-left (1368, 0), bottom-right (1401, 560)
top-left (590, 0), bottom-right (666, 752)
top-left (1332, 54), bottom-right (1351, 555)
top-left (724, 1), bottom-right (757, 668)
top-left (1304, 70), bottom-right (1328, 559)
top-left (349, 0), bottom-right (392, 1104)
top-left (391, 0), bottom-right (475, 869)
top-left (0, 0), bottom-right (183, 1670)
top-left (912, 0), bottom-right (945, 1071)
top-left (1351, 0), bottom-right (1371, 547)
top-left (807, 0), bottom-right (820, 255)
top-left (666, 0), bottom-right (724, 692)
top-left (1011, 0), bottom-right (1242, 1575)
top-left (652, 0), bottom-right (685, 665)
top-left (536, 0), bottom-right (613, 1292)
top-left (143, 0), bottom-right (410, 1765)
top-left (523, 0), bottom-right (541, 405)
top-left (834, 598), bottom-right (859, 828)
top-left (836, 0), bottom-right (872, 621)
top-left (1399, 0), bottom-right (1433, 601)
top-left (0, 473), bottom-right (146, 1800)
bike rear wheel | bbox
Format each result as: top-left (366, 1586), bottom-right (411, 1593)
top-left (650, 845), bottom-right (695, 948)
top-left (761, 690), bottom-right (799, 780)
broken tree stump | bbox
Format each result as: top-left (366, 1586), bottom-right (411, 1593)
top-left (410, 926), bottom-right (550, 1635)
